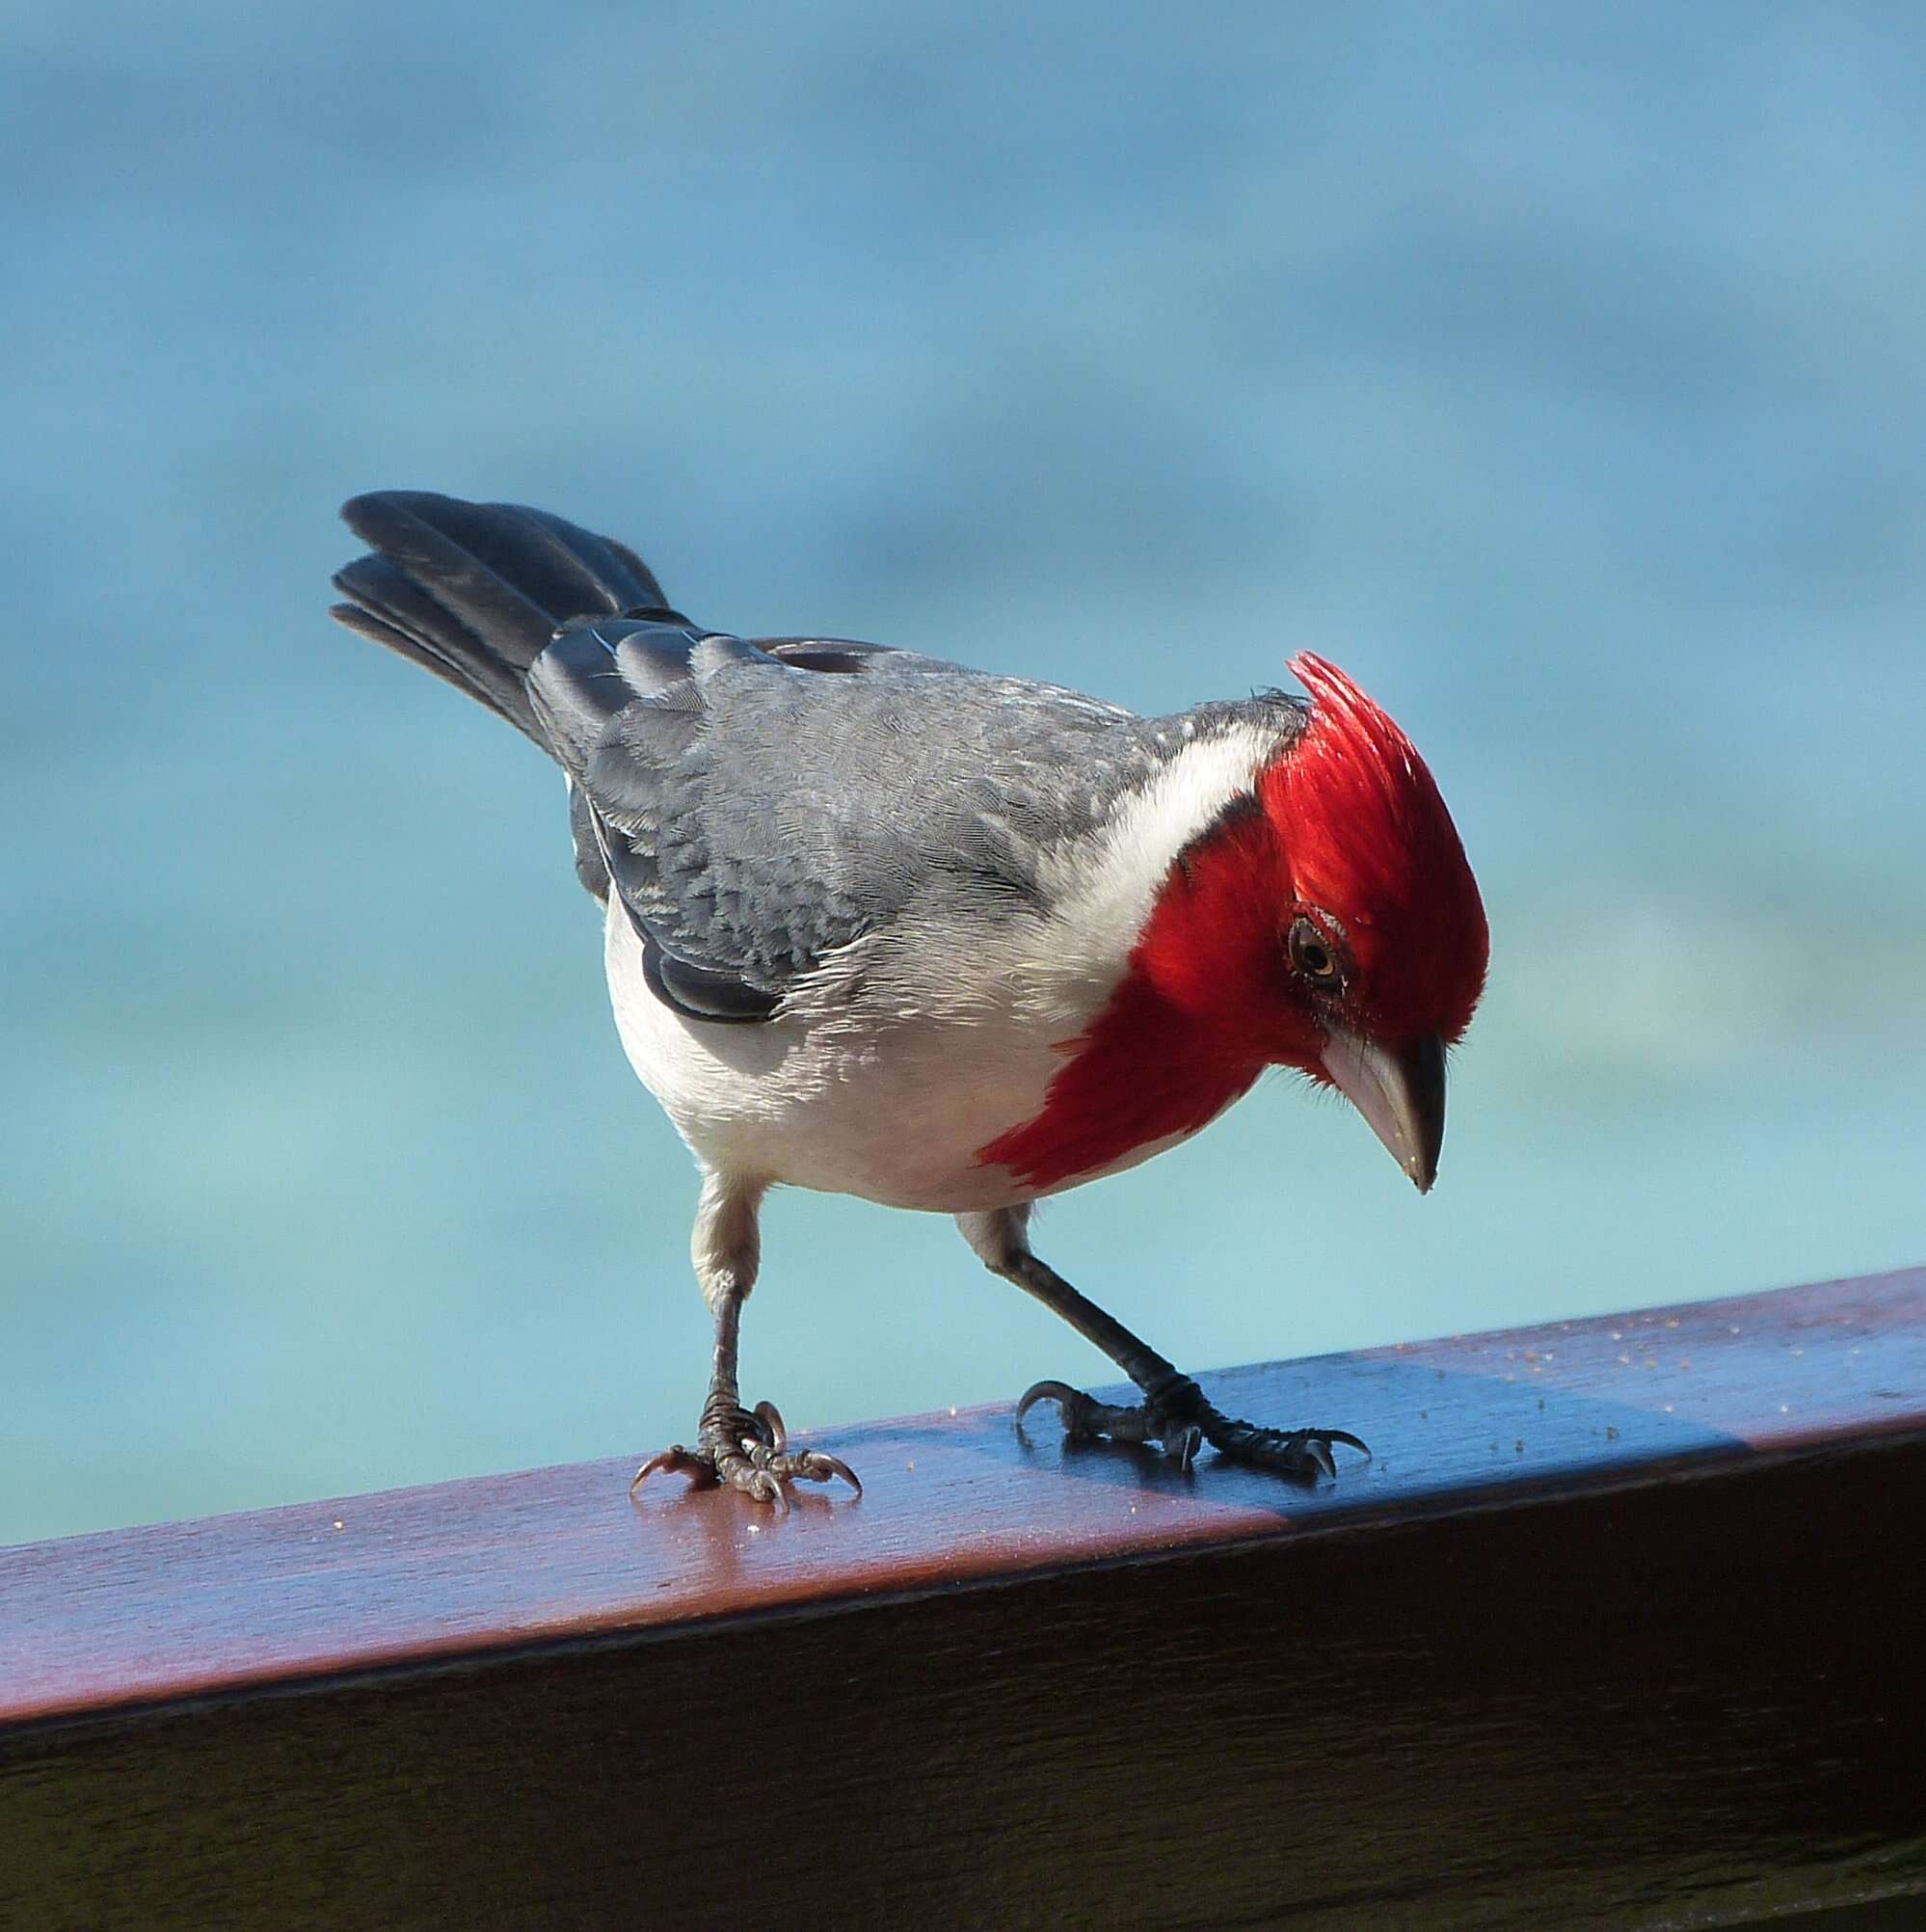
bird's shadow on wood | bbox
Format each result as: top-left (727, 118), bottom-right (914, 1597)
top-left (864, 1352), bottom-right (1747, 1523)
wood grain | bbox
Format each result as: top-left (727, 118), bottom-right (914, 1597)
top-left (4, 1268), bottom-right (1924, 1929)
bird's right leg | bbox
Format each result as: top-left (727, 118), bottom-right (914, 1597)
top-left (633, 1171), bottom-right (860, 1511)
top-left (959, 1205), bottom-right (1367, 1481)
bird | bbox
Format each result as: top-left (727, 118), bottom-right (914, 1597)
top-left (330, 492), bottom-right (1488, 1508)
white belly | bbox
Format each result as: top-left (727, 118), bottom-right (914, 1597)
top-left (603, 902), bottom-right (1066, 1212)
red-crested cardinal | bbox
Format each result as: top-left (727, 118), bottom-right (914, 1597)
top-left (332, 493), bottom-right (1488, 1506)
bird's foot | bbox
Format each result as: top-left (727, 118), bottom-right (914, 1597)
top-left (632, 1398), bottom-right (861, 1514)
top-left (1015, 1375), bottom-right (1368, 1482)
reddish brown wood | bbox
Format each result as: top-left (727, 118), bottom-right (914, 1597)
top-left (6, 1266), bottom-right (1922, 1727)
top-left (4, 1269), bottom-right (1925, 1930)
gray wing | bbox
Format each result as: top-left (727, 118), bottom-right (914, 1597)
top-left (525, 618), bottom-right (1172, 1023)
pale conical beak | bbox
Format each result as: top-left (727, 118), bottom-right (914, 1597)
top-left (1320, 1030), bottom-right (1448, 1194)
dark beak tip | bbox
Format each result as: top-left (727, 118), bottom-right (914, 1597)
top-left (1402, 1033), bottom-right (1448, 1196)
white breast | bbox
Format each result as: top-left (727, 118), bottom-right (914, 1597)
top-left (602, 902), bottom-right (1060, 1210)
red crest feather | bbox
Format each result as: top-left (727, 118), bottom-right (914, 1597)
top-left (1262, 653), bottom-right (1487, 1045)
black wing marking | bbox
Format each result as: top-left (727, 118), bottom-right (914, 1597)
top-left (574, 775), bottom-right (782, 1023)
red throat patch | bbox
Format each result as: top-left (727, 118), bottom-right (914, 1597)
top-left (976, 797), bottom-right (1285, 1193)
top-left (975, 975), bottom-right (1267, 1194)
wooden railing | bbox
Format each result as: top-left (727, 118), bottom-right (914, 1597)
top-left (5, 1268), bottom-right (1925, 1931)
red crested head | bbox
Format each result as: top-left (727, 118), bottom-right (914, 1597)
top-left (1259, 653), bottom-right (1488, 1055)
top-left (1117, 651), bottom-right (1487, 1193)
top-left (980, 653), bottom-right (1487, 1197)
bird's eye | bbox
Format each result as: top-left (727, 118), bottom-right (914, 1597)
top-left (1289, 916), bottom-right (1344, 986)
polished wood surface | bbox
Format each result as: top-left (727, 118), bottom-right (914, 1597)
top-left (6, 1267), bottom-right (1922, 1724)
top-left (5, 1269), bottom-right (1925, 1929)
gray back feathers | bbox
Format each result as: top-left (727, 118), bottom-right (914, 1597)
top-left (332, 493), bottom-right (1304, 1025)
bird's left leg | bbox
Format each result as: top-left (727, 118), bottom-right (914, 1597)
top-left (634, 1171), bottom-right (860, 1511)
top-left (957, 1206), bottom-right (1367, 1481)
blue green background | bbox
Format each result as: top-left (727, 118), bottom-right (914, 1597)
top-left (4, 2), bottom-right (1922, 1544)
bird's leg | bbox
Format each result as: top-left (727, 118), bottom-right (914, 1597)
top-left (631, 1292), bottom-right (860, 1510)
top-left (634, 1175), bottom-right (860, 1512)
top-left (958, 1207), bottom-right (1367, 1482)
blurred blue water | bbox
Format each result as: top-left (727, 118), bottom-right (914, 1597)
top-left (3, 1), bottom-right (1922, 1544)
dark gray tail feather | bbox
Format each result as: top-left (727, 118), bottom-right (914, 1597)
top-left (330, 491), bottom-right (677, 746)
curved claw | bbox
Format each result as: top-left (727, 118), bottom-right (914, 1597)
top-left (1015, 1380), bottom-right (1090, 1437)
top-left (1277, 1428), bottom-right (1371, 1473)
top-left (741, 1465), bottom-right (790, 1516)
top-left (631, 1445), bottom-right (694, 1493)
top-left (800, 1451), bottom-right (863, 1497)
top-left (1221, 1425), bottom-right (1372, 1480)
top-left (753, 1400), bottom-right (789, 1454)
top-left (1166, 1423), bottom-right (1203, 1472)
